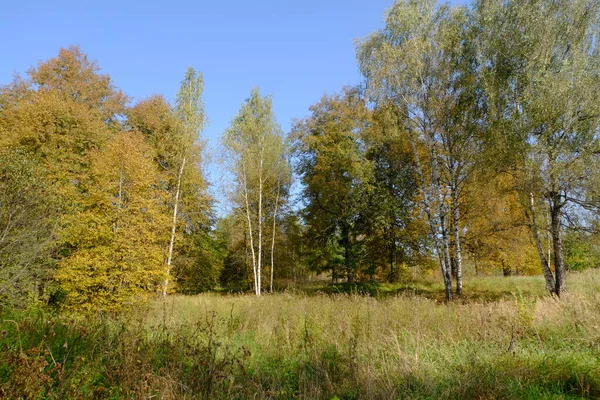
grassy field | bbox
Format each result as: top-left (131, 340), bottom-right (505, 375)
top-left (1, 270), bottom-right (600, 399)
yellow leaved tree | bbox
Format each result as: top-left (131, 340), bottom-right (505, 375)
top-left (56, 132), bottom-right (169, 311)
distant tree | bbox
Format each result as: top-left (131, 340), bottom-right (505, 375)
top-left (361, 103), bottom-right (421, 282)
top-left (217, 214), bottom-right (253, 291)
top-left (564, 230), bottom-right (600, 271)
top-left (461, 171), bottom-right (539, 276)
top-left (293, 87), bottom-right (373, 282)
top-left (223, 88), bottom-right (287, 296)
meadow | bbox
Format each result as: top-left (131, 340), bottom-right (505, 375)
top-left (1, 271), bottom-right (600, 399)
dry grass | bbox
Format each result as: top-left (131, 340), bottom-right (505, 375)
top-left (141, 269), bottom-right (600, 398)
top-left (2, 270), bottom-right (600, 399)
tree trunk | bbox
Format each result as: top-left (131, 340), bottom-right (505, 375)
top-left (164, 157), bottom-right (186, 298)
top-left (257, 158), bottom-right (263, 297)
top-left (433, 145), bottom-right (453, 302)
top-left (242, 169), bottom-right (258, 295)
top-left (502, 259), bottom-right (511, 276)
top-left (270, 178), bottom-right (280, 293)
top-left (343, 225), bottom-right (354, 283)
top-left (527, 192), bottom-right (555, 294)
top-left (439, 212), bottom-right (454, 302)
top-left (550, 194), bottom-right (567, 296)
top-left (407, 128), bottom-right (452, 301)
top-left (389, 236), bottom-right (397, 283)
top-left (451, 190), bottom-right (463, 295)
top-left (244, 230), bottom-right (251, 291)
top-left (332, 263), bottom-right (337, 283)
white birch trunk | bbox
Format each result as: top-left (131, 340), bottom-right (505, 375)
top-left (451, 186), bottom-right (462, 295)
top-left (257, 155), bottom-right (263, 297)
top-left (270, 177), bottom-right (281, 293)
top-left (408, 128), bottom-right (453, 301)
top-left (242, 168), bottom-right (258, 294)
top-left (163, 157), bottom-right (186, 298)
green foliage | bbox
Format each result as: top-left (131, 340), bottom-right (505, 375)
top-left (175, 231), bottom-right (225, 294)
top-left (564, 231), bottom-right (600, 271)
top-left (293, 87), bottom-right (373, 282)
top-left (361, 103), bottom-right (424, 282)
top-left (0, 149), bottom-right (57, 307)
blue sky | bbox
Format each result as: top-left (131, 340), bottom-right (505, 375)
top-left (1, 0), bottom-right (468, 214)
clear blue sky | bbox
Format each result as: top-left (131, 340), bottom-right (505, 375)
top-left (1, 0), bottom-right (468, 214)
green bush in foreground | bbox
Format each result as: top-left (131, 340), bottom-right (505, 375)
top-left (1, 270), bottom-right (600, 399)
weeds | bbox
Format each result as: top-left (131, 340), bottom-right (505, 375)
top-left (1, 270), bottom-right (599, 399)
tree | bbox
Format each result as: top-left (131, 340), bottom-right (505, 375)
top-left (358, 0), bottom-right (477, 299)
top-left (475, 0), bottom-right (600, 295)
top-left (361, 103), bottom-right (421, 282)
top-left (127, 91), bottom-right (214, 296)
top-left (27, 46), bottom-right (127, 124)
top-left (0, 149), bottom-right (57, 307)
top-left (0, 46), bottom-right (125, 205)
top-left (55, 132), bottom-right (166, 311)
top-left (223, 88), bottom-right (286, 296)
top-left (163, 67), bottom-right (207, 297)
top-left (0, 47), bottom-right (129, 309)
top-left (293, 87), bottom-right (373, 282)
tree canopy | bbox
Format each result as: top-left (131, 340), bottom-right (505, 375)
top-left (2, 0), bottom-right (600, 308)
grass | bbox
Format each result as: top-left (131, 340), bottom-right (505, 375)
top-left (1, 270), bottom-right (600, 399)
top-left (286, 272), bottom-right (554, 301)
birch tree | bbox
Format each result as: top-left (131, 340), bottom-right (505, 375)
top-left (357, 0), bottom-right (476, 299)
top-left (476, 0), bottom-right (600, 296)
top-left (223, 88), bottom-right (285, 296)
top-left (163, 67), bottom-right (206, 297)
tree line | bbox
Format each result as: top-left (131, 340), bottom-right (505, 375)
top-left (2, 0), bottom-right (600, 310)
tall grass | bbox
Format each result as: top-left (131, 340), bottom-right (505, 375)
top-left (2, 269), bottom-right (600, 399)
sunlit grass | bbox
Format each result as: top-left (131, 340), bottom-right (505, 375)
top-left (2, 269), bottom-right (599, 398)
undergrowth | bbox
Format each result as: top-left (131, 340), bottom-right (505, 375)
top-left (1, 270), bottom-right (599, 399)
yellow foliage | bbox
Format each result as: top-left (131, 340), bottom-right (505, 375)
top-left (463, 172), bottom-right (539, 275)
top-left (56, 132), bottom-right (170, 312)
